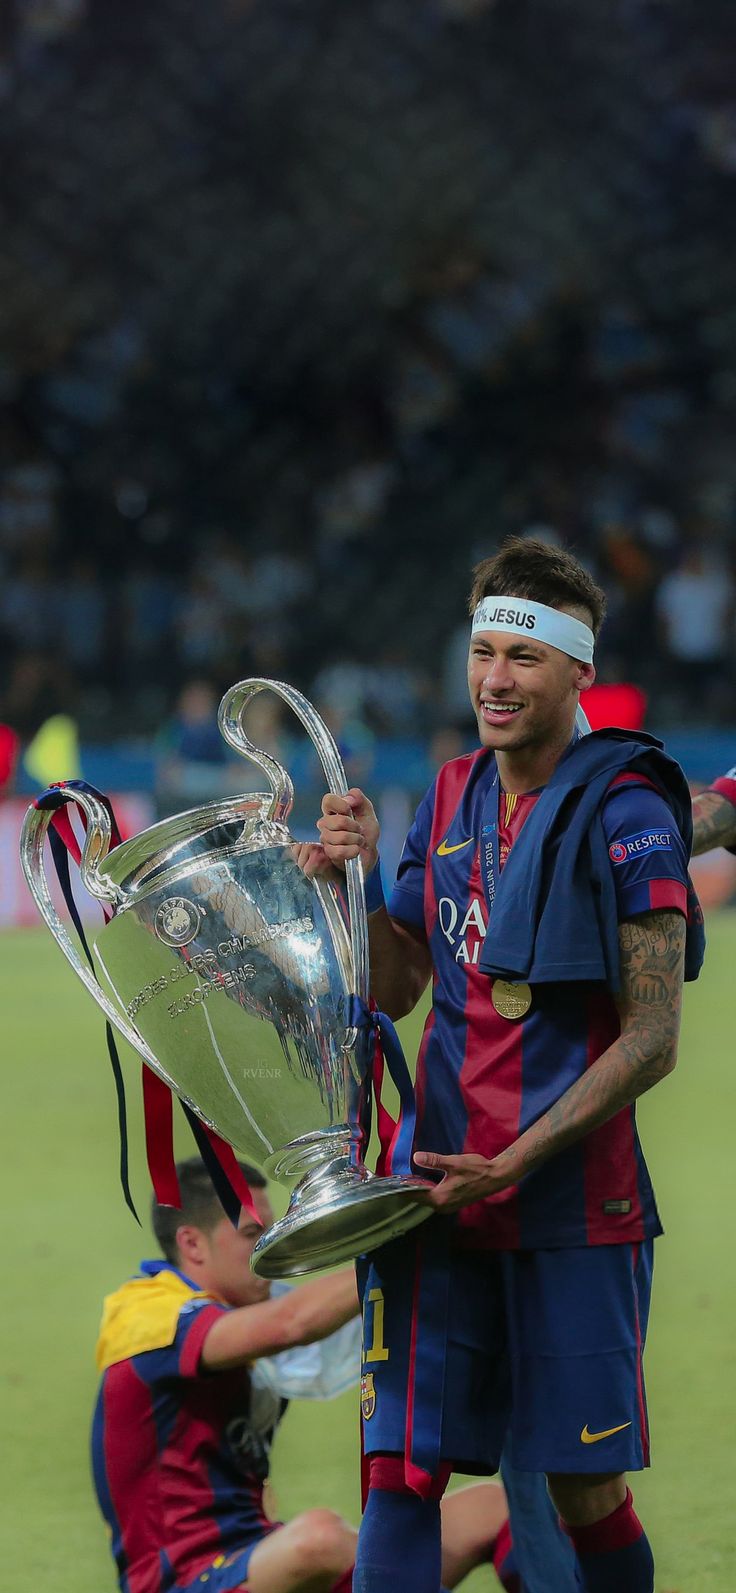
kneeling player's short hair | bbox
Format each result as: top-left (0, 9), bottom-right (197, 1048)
top-left (152, 1156), bottom-right (267, 1264)
top-left (469, 536), bottom-right (607, 639)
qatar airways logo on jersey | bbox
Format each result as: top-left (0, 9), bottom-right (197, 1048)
top-left (609, 828), bottom-right (673, 865)
top-left (438, 896), bottom-right (489, 964)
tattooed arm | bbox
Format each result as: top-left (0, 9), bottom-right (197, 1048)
top-left (414, 909), bottom-right (686, 1210)
top-left (691, 790), bottom-right (736, 855)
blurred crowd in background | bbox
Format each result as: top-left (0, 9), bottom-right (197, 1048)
top-left (1, 0), bottom-right (736, 805)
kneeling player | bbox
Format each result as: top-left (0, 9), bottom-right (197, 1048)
top-left (91, 1158), bottom-right (516, 1593)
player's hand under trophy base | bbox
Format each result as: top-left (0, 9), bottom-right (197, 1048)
top-left (412, 1150), bottom-right (509, 1211)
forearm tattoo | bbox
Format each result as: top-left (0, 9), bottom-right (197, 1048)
top-left (493, 910), bottom-right (686, 1183)
top-left (691, 791), bottom-right (736, 856)
top-left (615, 911), bottom-right (685, 1083)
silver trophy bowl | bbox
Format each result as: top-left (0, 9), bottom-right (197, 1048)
top-left (20, 679), bottom-right (431, 1276)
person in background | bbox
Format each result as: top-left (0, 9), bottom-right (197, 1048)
top-left (656, 546), bottom-right (734, 718)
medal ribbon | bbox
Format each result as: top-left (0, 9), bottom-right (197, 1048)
top-left (33, 781), bottom-right (260, 1230)
top-left (478, 767), bottom-right (502, 921)
top-left (479, 730), bottom-right (583, 919)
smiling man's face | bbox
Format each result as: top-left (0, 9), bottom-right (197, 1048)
top-left (467, 620), bottom-right (593, 753)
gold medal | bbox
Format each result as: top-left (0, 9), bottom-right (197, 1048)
top-left (491, 979), bottom-right (532, 1020)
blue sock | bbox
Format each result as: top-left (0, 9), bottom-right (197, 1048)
top-left (574, 1537), bottom-right (654, 1593)
top-left (352, 1486), bottom-right (444, 1593)
top-left (564, 1490), bottom-right (654, 1593)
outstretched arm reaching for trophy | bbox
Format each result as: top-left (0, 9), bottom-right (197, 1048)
top-left (294, 789), bottom-right (432, 1021)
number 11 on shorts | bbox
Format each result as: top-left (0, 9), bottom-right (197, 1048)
top-left (364, 1287), bottom-right (390, 1362)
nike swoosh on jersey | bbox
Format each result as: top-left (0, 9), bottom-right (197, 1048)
top-left (436, 838), bottom-right (474, 856)
top-left (580, 1422), bottom-right (632, 1445)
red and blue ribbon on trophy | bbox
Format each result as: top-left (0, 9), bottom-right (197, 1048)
top-left (33, 779), bottom-right (262, 1228)
top-left (33, 780), bottom-right (420, 1232)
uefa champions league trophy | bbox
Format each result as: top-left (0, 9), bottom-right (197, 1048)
top-left (20, 679), bottom-right (431, 1277)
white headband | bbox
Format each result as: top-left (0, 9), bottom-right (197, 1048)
top-left (471, 596), bottom-right (594, 664)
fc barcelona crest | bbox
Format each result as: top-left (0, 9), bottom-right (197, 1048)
top-left (361, 1372), bottom-right (376, 1421)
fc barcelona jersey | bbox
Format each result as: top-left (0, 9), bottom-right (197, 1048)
top-left (91, 1264), bottom-right (280, 1593)
top-left (388, 748), bottom-right (689, 1249)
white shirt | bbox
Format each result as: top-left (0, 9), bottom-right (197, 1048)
top-left (656, 566), bottom-right (733, 660)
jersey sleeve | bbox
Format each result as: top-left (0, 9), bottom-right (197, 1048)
top-left (602, 778), bottom-right (689, 920)
top-left (387, 780), bottom-right (436, 930)
top-left (709, 770), bottom-right (736, 855)
top-left (711, 771), bottom-right (736, 806)
top-left (132, 1298), bottom-right (228, 1384)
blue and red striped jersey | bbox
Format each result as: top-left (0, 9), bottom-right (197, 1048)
top-left (388, 748), bottom-right (690, 1249)
top-left (91, 1265), bottom-right (279, 1593)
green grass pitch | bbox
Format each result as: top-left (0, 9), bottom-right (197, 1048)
top-left (2, 921), bottom-right (735, 1592)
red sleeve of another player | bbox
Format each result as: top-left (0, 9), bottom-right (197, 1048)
top-left (175, 1302), bottom-right (228, 1376)
top-left (130, 1301), bottom-right (228, 1384)
top-left (710, 774), bottom-right (736, 808)
top-left (708, 773), bottom-right (736, 855)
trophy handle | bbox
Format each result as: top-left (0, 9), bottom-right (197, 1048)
top-left (218, 678), bottom-right (369, 1004)
top-left (19, 799), bottom-right (167, 1077)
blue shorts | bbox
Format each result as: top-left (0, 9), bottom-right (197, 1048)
top-left (358, 1221), bottom-right (653, 1477)
top-left (359, 1223), bottom-right (509, 1475)
top-left (179, 1533), bottom-right (276, 1592)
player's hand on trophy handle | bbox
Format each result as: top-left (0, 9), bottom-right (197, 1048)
top-left (316, 788), bottom-right (380, 877)
top-left (412, 1150), bottom-right (508, 1211)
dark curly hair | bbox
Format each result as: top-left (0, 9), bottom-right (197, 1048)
top-left (469, 537), bottom-right (606, 639)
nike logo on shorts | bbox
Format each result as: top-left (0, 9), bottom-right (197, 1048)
top-left (580, 1422), bottom-right (632, 1444)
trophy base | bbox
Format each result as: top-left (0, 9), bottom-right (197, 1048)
top-left (250, 1170), bottom-right (432, 1278)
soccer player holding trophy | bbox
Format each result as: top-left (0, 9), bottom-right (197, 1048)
top-left (21, 663), bottom-right (518, 1589)
top-left (302, 538), bottom-right (704, 1593)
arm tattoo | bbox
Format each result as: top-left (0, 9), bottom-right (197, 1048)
top-left (691, 791), bottom-right (736, 856)
top-left (615, 911), bottom-right (685, 1086)
top-left (492, 910), bottom-right (686, 1184)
